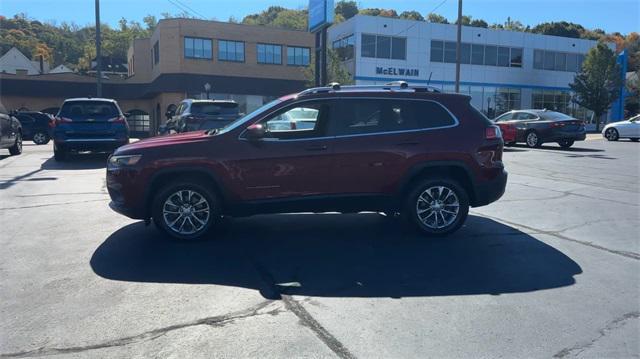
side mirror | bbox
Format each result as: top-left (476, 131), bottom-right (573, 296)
top-left (165, 110), bottom-right (175, 119)
top-left (9, 109), bottom-right (17, 116)
top-left (124, 112), bottom-right (131, 118)
top-left (245, 123), bottom-right (266, 140)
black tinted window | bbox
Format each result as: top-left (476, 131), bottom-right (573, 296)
top-left (190, 103), bottom-right (239, 115)
top-left (412, 101), bottom-right (456, 128)
top-left (59, 101), bottom-right (119, 119)
top-left (16, 114), bottom-right (35, 123)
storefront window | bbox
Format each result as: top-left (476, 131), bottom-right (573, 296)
top-left (332, 34), bottom-right (355, 61)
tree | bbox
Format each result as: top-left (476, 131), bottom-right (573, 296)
top-left (359, 8), bottom-right (397, 18)
top-left (469, 19), bottom-right (488, 28)
top-left (303, 49), bottom-right (353, 87)
top-left (399, 11), bottom-right (424, 21)
top-left (569, 42), bottom-right (622, 131)
top-left (427, 13), bottom-right (448, 24)
top-left (335, 1), bottom-right (358, 20)
top-left (241, 6), bottom-right (307, 31)
top-left (531, 21), bottom-right (584, 39)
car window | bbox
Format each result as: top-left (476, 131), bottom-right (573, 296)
top-left (59, 101), bottom-right (119, 120)
top-left (539, 111), bottom-right (573, 121)
top-left (412, 101), bottom-right (456, 129)
top-left (16, 114), bottom-right (35, 124)
top-left (514, 112), bottom-right (536, 120)
top-left (494, 112), bottom-right (514, 122)
top-left (175, 103), bottom-right (187, 116)
top-left (333, 99), bottom-right (385, 136)
top-left (191, 102), bottom-right (239, 115)
top-left (261, 101), bottom-right (328, 139)
top-left (629, 115), bottom-right (639, 123)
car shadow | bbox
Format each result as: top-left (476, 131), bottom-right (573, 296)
top-left (40, 153), bottom-right (109, 170)
top-left (510, 144), bottom-right (604, 152)
top-left (91, 214), bottom-right (582, 299)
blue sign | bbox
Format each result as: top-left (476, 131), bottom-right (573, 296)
top-left (308, 0), bottom-right (334, 32)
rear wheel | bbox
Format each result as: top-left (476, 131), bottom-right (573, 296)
top-left (32, 131), bottom-right (50, 145)
top-left (558, 139), bottom-right (574, 149)
top-left (53, 144), bottom-right (67, 161)
top-left (604, 128), bottom-right (619, 141)
top-left (8, 133), bottom-right (22, 156)
top-left (152, 180), bottom-right (220, 240)
top-left (525, 131), bottom-right (542, 148)
top-left (405, 177), bottom-right (469, 236)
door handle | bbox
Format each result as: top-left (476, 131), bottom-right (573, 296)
top-left (305, 145), bottom-right (327, 151)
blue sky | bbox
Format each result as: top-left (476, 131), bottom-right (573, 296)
top-left (1, 0), bottom-right (638, 34)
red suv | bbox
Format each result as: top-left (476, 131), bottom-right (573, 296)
top-left (107, 82), bottom-right (507, 240)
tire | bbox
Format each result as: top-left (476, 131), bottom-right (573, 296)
top-left (505, 141), bottom-right (516, 146)
top-left (604, 128), bottom-right (619, 141)
top-left (558, 139), bottom-right (574, 149)
top-left (53, 144), bottom-right (67, 161)
top-left (32, 131), bottom-right (50, 145)
top-left (152, 179), bottom-right (221, 240)
top-left (404, 177), bottom-right (469, 236)
top-left (525, 131), bottom-right (542, 148)
top-left (8, 132), bottom-right (22, 156)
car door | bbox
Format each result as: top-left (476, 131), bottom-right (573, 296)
top-left (328, 98), bottom-right (428, 195)
top-left (229, 99), bottom-right (335, 201)
top-left (631, 117), bottom-right (640, 137)
top-left (513, 112), bottom-right (539, 141)
top-left (0, 104), bottom-right (11, 146)
top-left (15, 114), bottom-right (34, 138)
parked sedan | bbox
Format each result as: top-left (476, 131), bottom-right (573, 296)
top-left (494, 110), bottom-right (586, 148)
top-left (602, 114), bottom-right (640, 141)
top-left (14, 111), bottom-right (53, 144)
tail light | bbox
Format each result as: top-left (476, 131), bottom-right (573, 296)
top-left (485, 125), bottom-right (501, 140)
top-left (108, 116), bottom-right (127, 123)
top-left (550, 122), bottom-right (566, 128)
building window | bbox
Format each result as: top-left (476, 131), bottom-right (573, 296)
top-left (184, 37), bottom-right (212, 59)
top-left (534, 49), bottom-right (587, 72)
top-left (219, 40), bottom-right (244, 62)
top-left (532, 90), bottom-right (594, 123)
top-left (471, 44), bottom-right (484, 65)
top-left (430, 40), bottom-right (444, 62)
top-left (257, 43), bottom-right (282, 64)
top-left (332, 34), bottom-right (355, 61)
top-left (510, 48), bottom-right (523, 67)
top-left (534, 49), bottom-right (543, 69)
top-left (432, 40), bottom-right (521, 68)
top-left (544, 51), bottom-right (555, 70)
top-left (287, 46), bottom-right (310, 66)
top-left (153, 41), bottom-right (159, 65)
top-left (361, 34), bottom-right (406, 60)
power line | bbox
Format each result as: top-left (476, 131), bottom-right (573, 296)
top-left (428, 0), bottom-right (448, 15)
top-left (166, 0), bottom-right (200, 19)
top-left (392, 0), bottom-right (448, 37)
top-left (173, 0), bottom-right (207, 20)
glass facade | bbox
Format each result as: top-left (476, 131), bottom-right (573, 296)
top-left (332, 34), bottom-right (355, 61)
top-left (361, 34), bottom-right (407, 60)
top-left (287, 46), bottom-right (310, 66)
top-left (257, 43), bottom-right (282, 64)
top-left (534, 49), bottom-right (585, 72)
top-left (431, 40), bottom-right (523, 68)
top-left (218, 40), bottom-right (244, 62)
top-left (430, 84), bottom-right (521, 118)
top-left (184, 37), bottom-right (213, 59)
top-left (531, 90), bottom-right (594, 123)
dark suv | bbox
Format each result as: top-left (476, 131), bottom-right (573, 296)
top-left (107, 82), bottom-right (507, 240)
top-left (162, 99), bottom-right (240, 134)
top-left (53, 98), bottom-right (129, 161)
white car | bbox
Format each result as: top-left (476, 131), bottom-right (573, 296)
top-left (602, 114), bottom-right (640, 141)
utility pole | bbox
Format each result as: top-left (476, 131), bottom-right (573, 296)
top-left (455, 0), bottom-right (462, 93)
top-left (95, 0), bottom-right (102, 97)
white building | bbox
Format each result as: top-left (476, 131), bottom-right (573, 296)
top-left (0, 47), bottom-right (49, 75)
top-left (329, 15), bottom-right (613, 124)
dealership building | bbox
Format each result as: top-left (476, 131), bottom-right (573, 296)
top-left (329, 15), bottom-right (618, 126)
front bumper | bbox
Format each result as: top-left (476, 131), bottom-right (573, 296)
top-left (472, 169), bottom-right (508, 207)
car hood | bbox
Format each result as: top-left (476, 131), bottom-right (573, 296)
top-left (116, 131), bottom-right (211, 153)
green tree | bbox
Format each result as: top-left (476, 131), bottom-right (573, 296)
top-left (399, 11), bottom-right (424, 21)
top-left (569, 42), bottom-right (622, 130)
top-left (427, 13), bottom-right (448, 24)
top-left (303, 49), bottom-right (353, 87)
top-left (470, 19), bottom-right (488, 28)
top-left (335, 1), bottom-right (358, 20)
top-left (531, 21), bottom-right (584, 39)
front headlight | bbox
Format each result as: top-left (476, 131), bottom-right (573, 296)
top-left (109, 155), bottom-right (142, 167)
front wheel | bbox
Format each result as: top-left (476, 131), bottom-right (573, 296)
top-left (525, 131), bottom-right (542, 148)
top-left (53, 144), bottom-right (67, 161)
top-left (32, 131), bottom-right (50, 145)
top-left (558, 139), bottom-right (575, 149)
top-left (152, 180), bottom-right (221, 240)
top-left (604, 128), bottom-right (619, 141)
top-left (8, 133), bottom-right (22, 156)
top-left (405, 178), bottom-right (469, 236)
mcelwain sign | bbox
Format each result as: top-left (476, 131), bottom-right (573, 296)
top-left (376, 67), bottom-right (420, 77)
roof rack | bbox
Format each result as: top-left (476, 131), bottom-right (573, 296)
top-left (297, 81), bottom-right (441, 98)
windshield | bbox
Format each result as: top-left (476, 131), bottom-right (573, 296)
top-left (191, 102), bottom-right (238, 115)
top-left (215, 99), bottom-right (283, 135)
top-left (539, 111), bottom-right (574, 121)
top-left (58, 101), bottom-right (119, 120)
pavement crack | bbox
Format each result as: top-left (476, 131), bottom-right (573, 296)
top-left (553, 311), bottom-right (640, 358)
top-left (0, 301), bottom-right (276, 358)
top-left (472, 213), bottom-right (640, 260)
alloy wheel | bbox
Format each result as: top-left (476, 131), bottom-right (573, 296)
top-left (416, 186), bottom-right (460, 229)
top-left (526, 132), bottom-right (538, 147)
top-left (33, 132), bottom-right (47, 144)
top-left (162, 190), bottom-right (211, 236)
top-left (605, 128), bottom-right (618, 141)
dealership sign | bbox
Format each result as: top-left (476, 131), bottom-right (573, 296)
top-left (308, 0), bottom-right (334, 32)
top-left (376, 67), bottom-right (420, 77)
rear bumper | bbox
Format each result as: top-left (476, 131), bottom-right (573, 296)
top-left (546, 130), bottom-right (586, 142)
top-left (472, 169), bottom-right (508, 207)
top-left (55, 138), bottom-right (128, 152)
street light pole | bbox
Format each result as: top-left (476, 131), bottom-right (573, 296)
top-left (455, 0), bottom-right (462, 93)
top-left (95, 0), bottom-right (102, 97)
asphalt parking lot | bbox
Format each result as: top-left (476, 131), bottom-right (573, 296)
top-left (0, 138), bottom-right (638, 358)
